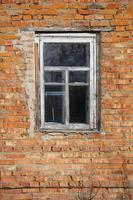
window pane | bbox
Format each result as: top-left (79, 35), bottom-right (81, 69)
top-left (45, 71), bottom-right (64, 83)
top-left (69, 71), bottom-right (88, 83)
top-left (45, 86), bottom-right (64, 123)
top-left (69, 86), bottom-right (89, 123)
top-left (43, 43), bottom-right (89, 66)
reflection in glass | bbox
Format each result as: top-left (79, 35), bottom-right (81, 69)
top-left (44, 43), bottom-right (89, 66)
top-left (45, 71), bottom-right (64, 83)
top-left (69, 86), bottom-right (89, 123)
top-left (69, 71), bottom-right (88, 83)
top-left (45, 86), bottom-right (64, 123)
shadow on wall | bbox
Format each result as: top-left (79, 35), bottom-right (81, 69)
top-left (69, 157), bottom-right (132, 200)
top-left (74, 177), bottom-right (132, 200)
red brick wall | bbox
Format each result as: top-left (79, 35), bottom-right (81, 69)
top-left (0, 0), bottom-right (133, 199)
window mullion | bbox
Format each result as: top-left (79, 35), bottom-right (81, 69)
top-left (65, 70), bottom-right (69, 127)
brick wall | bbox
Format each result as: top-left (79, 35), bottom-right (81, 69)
top-left (0, 0), bottom-right (133, 199)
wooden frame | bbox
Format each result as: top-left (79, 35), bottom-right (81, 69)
top-left (35, 33), bottom-right (98, 131)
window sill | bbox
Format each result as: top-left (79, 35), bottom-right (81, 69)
top-left (40, 121), bottom-right (99, 129)
top-left (38, 127), bottom-right (100, 134)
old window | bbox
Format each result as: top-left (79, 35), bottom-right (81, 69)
top-left (36, 33), bottom-right (98, 131)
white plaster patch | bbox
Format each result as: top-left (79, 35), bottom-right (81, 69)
top-left (15, 31), bottom-right (36, 137)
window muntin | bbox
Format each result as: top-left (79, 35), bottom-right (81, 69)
top-left (38, 33), bottom-right (97, 130)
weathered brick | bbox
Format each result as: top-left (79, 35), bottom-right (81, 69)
top-left (111, 19), bottom-right (129, 26)
top-left (11, 15), bottom-right (22, 21)
top-left (0, 160), bottom-right (15, 165)
top-left (32, 21), bottom-right (48, 27)
top-left (0, 22), bottom-right (11, 27)
top-left (99, 9), bottom-right (117, 15)
top-left (91, 20), bottom-right (110, 27)
top-left (23, 15), bottom-right (32, 20)
top-left (115, 26), bottom-right (125, 31)
top-left (78, 9), bottom-right (94, 15)
top-left (126, 25), bottom-right (133, 31)
top-left (12, 21), bottom-right (30, 27)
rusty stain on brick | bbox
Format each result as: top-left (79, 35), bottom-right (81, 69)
top-left (89, 3), bottom-right (106, 10)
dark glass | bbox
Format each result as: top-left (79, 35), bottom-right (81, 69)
top-left (45, 71), bottom-right (64, 83)
top-left (44, 43), bottom-right (89, 66)
top-left (69, 86), bottom-right (89, 123)
top-left (45, 86), bottom-right (64, 123)
top-left (69, 71), bottom-right (88, 83)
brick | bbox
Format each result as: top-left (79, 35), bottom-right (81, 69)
top-left (33, 0), bottom-right (39, 3)
top-left (49, 3), bottom-right (66, 10)
top-left (32, 21), bottom-right (48, 27)
top-left (11, 4), bottom-right (30, 9)
top-left (104, 15), bottom-right (113, 19)
top-left (68, 3), bottom-right (86, 9)
top-left (126, 25), bottom-right (133, 31)
top-left (23, 9), bottom-right (57, 15)
top-left (0, 52), bottom-right (13, 57)
top-left (10, 194), bottom-right (32, 199)
top-left (0, 35), bottom-right (20, 40)
top-left (0, 22), bottom-right (11, 27)
top-left (74, 14), bottom-right (84, 20)
top-left (99, 9), bottom-right (117, 15)
top-left (2, 0), bottom-right (14, 3)
top-left (0, 16), bottom-right (10, 21)
top-left (22, 188), bottom-right (39, 193)
top-left (0, 40), bottom-right (12, 45)
top-left (33, 15), bottom-right (43, 20)
top-left (6, 154), bottom-right (25, 158)
top-left (114, 14), bottom-right (123, 19)
top-left (78, 9), bottom-right (94, 15)
top-left (111, 20), bottom-right (129, 26)
top-left (115, 26), bottom-right (125, 31)
top-left (4, 189), bottom-right (21, 194)
top-left (23, 15), bottom-right (32, 20)
top-left (11, 15), bottom-right (22, 21)
top-left (91, 20), bottom-right (110, 27)
top-left (124, 13), bottom-right (133, 19)
top-left (107, 3), bottom-right (120, 9)
top-left (0, 160), bottom-right (15, 165)
top-left (94, 14), bottom-right (104, 20)
top-left (12, 21), bottom-right (30, 27)
top-left (0, 27), bottom-right (18, 33)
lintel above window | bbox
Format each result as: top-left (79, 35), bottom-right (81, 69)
top-left (35, 33), bottom-right (98, 131)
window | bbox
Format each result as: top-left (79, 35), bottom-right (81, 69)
top-left (36, 33), bottom-right (98, 131)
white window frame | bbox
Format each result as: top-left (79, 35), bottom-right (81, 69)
top-left (35, 33), bottom-right (97, 131)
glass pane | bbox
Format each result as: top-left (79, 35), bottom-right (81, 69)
top-left (43, 43), bottom-right (90, 66)
top-left (69, 71), bottom-right (88, 83)
top-left (69, 86), bottom-right (89, 123)
top-left (45, 71), bottom-right (64, 83)
top-left (45, 86), bottom-right (64, 123)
